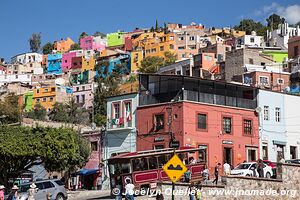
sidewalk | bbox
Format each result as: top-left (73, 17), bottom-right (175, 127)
top-left (67, 190), bottom-right (111, 200)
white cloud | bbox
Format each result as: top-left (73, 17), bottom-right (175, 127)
top-left (255, 2), bottom-right (300, 24)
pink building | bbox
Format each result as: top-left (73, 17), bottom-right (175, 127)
top-left (73, 83), bottom-right (94, 109)
top-left (80, 36), bottom-right (107, 52)
top-left (62, 52), bottom-right (77, 72)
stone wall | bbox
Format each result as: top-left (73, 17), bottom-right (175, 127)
top-left (160, 164), bottom-right (300, 200)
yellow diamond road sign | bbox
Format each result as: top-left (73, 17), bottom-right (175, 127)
top-left (163, 154), bottom-right (187, 183)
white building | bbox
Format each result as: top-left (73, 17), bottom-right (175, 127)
top-left (6, 63), bottom-right (43, 75)
top-left (0, 74), bottom-right (32, 86)
top-left (267, 22), bottom-right (300, 49)
top-left (236, 31), bottom-right (263, 49)
top-left (11, 52), bottom-right (43, 64)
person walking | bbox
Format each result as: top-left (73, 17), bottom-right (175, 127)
top-left (0, 185), bottom-right (5, 200)
top-left (202, 165), bottom-right (209, 185)
top-left (28, 183), bottom-right (37, 200)
top-left (125, 179), bottom-right (134, 200)
top-left (212, 163), bottom-right (221, 185)
top-left (8, 185), bottom-right (19, 200)
top-left (223, 161), bottom-right (231, 176)
top-left (184, 168), bottom-right (192, 183)
top-left (257, 159), bottom-right (264, 178)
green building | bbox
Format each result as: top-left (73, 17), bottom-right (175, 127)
top-left (263, 50), bottom-right (288, 63)
top-left (107, 32), bottom-right (124, 47)
top-left (24, 91), bottom-right (33, 111)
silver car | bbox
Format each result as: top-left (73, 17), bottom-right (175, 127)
top-left (18, 179), bottom-right (68, 200)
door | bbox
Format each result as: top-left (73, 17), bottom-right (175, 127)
top-left (223, 147), bottom-right (233, 166)
top-left (246, 147), bottom-right (258, 162)
top-left (42, 181), bottom-right (56, 199)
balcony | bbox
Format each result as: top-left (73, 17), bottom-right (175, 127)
top-left (139, 74), bottom-right (258, 110)
top-left (107, 119), bottom-right (133, 131)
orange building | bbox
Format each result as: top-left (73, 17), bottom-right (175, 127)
top-left (53, 37), bottom-right (74, 53)
top-left (33, 85), bottom-right (56, 112)
top-left (82, 56), bottom-right (96, 72)
top-left (130, 50), bottom-right (143, 72)
top-left (132, 32), bottom-right (175, 59)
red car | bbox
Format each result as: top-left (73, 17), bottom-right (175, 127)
top-left (263, 160), bottom-right (276, 178)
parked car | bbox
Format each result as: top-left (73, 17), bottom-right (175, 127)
top-left (285, 159), bottom-right (300, 164)
top-left (18, 179), bottom-right (67, 200)
top-left (231, 162), bottom-right (273, 178)
top-left (263, 160), bottom-right (277, 178)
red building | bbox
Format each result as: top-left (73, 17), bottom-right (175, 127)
top-left (137, 74), bottom-right (259, 172)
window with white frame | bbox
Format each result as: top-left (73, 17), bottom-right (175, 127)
top-left (259, 76), bottom-right (269, 85)
top-left (264, 106), bottom-right (269, 121)
top-left (275, 107), bottom-right (280, 122)
top-left (114, 103), bottom-right (120, 119)
top-left (277, 78), bottom-right (284, 85)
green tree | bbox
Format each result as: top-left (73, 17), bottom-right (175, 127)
top-left (29, 33), bottom-right (42, 53)
top-left (26, 103), bottom-right (46, 120)
top-left (42, 42), bottom-right (53, 54)
top-left (0, 93), bottom-right (20, 124)
top-left (234, 19), bottom-right (267, 36)
top-left (70, 43), bottom-right (81, 51)
top-left (155, 19), bottom-right (159, 31)
top-left (139, 56), bottom-right (165, 73)
top-left (164, 51), bottom-right (177, 66)
top-left (266, 13), bottom-right (282, 30)
top-left (0, 126), bottom-right (90, 186)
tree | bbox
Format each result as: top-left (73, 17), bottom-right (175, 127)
top-left (0, 126), bottom-right (90, 186)
top-left (266, 14), bottom-right (282, 30)
top-left (29, 33), bottom-right (42, 53)
top-left (139, 56), bottom-right (165, 73)
top-left (70, 43), bottom-right (81, 51)
top-left (42, 42), bottom-right (53, 54)
top-left (164, 51), bottom-right (177, 66)
top-left (93, 31), bottom-right (106, 38)
top-left (234, 19), bottom-right (267, 36)
top-left (294, 21), bottom-right (300, 27)
top-left (0, 93), bottom-right (20, 124)
top-left (155, 19), bottom-right (159, 31)
top-left (25, 103), bottom-right (46, 120)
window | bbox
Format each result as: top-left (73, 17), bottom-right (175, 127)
top-left (81, 94), bottom-right (85, 103)
top-left (247, 147), bottom-right (257, 161)
top-left (262, 144), bottom-right (268, 160)
top-left (124, 102), bottom-right (132, 123)
top-left (178, 36), bottom-right (184, 41)
top-left (277, 78), bottom-right (284, 85)
top-left (49, 97), bottom-right (54, 102)
top-left (197, 113), bottom-right (207, 130)
top-left (160, 46), bottom-right (164, 51)
top-left (169, 44), bottom-right (174, 49)
top-left (76, 95), bottom-right (80, 103)
top-left (181, 54), bottom-right (186, 58)
top-left (15, 75), bottom-right (18, 79)
top-left (290, 146), bottom-right (297, 159)
top-left (178, 46), bottom-right (185, 50)
top-left (243, 119), bottom-right (252, 135)
top-left (76, 87), bottom-right (79, 91)
top-left (36, 98), bottom-right (40, 103)
top-left (82, 86), bottom-right (85, 91)
top-left (204, 55), bottom-right (212, 61)
top-left (275, 107), bottom-right (280, 122)
top-left (249, 58), bottom-right (254, 64)
top-left (154, 114), bottom-right (164, 131)
top-left (259, 76), bottom-right (269, 85)
top-left (114, 103), bottom-right (120, 119)
top-left (43, 98), bottom-right (46, 102)
top-left (91, 141), bottom-right (98, 151)
top-left (155, 145), bottom-right (164, 150)
top-left (223, 117), bottom-right (232, 134)
top-left (264, 106), bottom-right (269, 121)
top-left (64, 60), bottom-right (67, 63)
top-left (198, 145), bottom-right (208, 163)
top-left (44, 89), bottom-right (48, 92)
top-left (42, 181), bottom-right (55, 189)
top-left (250, 37), bottom-right (255, 43)
top-left (151, 48), bottom-right (156, 53)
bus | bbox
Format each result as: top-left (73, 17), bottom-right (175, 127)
top-left (107, 147), bottom-right (205, 193)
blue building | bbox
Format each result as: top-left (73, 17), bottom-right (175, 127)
top-left (102, 92), bottom-right (138, 189)
top-left (48, 53), bottom-right (62, 74)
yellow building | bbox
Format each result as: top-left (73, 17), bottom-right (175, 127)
top-left (82, 57), bottom-right (96, 71)
top-left (212, 28), bottom-right (246, 38)
top-left (33, 85), bottom-right (56, 111)
top-left (130, 50), bottom-right (143, 73)
top-left (132, 32), bottom-right (175, 59)
top-left (53, 37), bottom-right (74, 53)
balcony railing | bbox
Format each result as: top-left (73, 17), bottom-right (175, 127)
top-left (107, 119), bottom-right (133, 130)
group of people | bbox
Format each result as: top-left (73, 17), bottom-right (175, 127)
top-left (0, 183), bottom-right (37, 200)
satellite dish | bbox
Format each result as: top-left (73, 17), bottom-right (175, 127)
top-left (255, 107), bottom-right (262, 113)
top-left (55, 78), bottom-right (65, 85)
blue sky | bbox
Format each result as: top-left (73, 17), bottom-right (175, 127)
top-left (1, 0), bottom-right (300, 61)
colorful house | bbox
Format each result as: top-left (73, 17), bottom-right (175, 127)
top-left (82, 56), bottom-right (96, 72)
top-left (53, 37), bottom-right (74, 53)
top-left (107, 32), bottom-right (124, 47)
top-left (73, 83), bottom-right (94, 109)
top-left (263, 50), bottom-right (288, 63)
top-left (96, 53), bottom-right (130, 77)
top-left (33, 85), bottom-right (56, 112)
top-left (130, 50), bottom-right (143, 73)
top-left (23, 91), bottom-right (33, 111)
top-left (62, 52), bottom-right (77, 72)
top-left (48, 54), bottom-right (62, 74)
top-left (80, 35), bottom-right (107, 51)
top-left (71, 56), bottom-right (82, 70)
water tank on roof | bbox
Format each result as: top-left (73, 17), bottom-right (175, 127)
top-left (251, 31), bottom-right (257, 36)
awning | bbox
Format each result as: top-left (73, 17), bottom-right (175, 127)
top-left (77, 169), bottom-right (99, 176)
top-left (273, 140), bottom-right (286, 145)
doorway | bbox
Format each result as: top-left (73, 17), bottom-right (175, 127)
top-left (223, 147), bottom-right (233, 166)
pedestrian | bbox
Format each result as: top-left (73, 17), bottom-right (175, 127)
top-left (0, 185), bottom-right (5, 200)
top-left (28, 183), bottom-right (37, 200)
top-left (8, 185), bottom-right (19, 200)
top-left (125, 179), bottom-right (134, 200)
top-left (115, 176), bottom-right (122, 200)
top-left (212, 163), bottom-right (221, 185)
top-left (196, 185), bottom-right (202, 200)
top-left (279, 155), bottom-right (285, 163)
top-left (96, 177), bottom-right (102, 190)
top-left (257, 159), bottom-right (264, 178)
top-left (223, 161), bottom-right (231, 175)
top-left (184, 168), bottom-right (192, 183)
top-left (202, 165), bottom-right (209, 185)
top-left (189, 183), bottom-right (196, 200)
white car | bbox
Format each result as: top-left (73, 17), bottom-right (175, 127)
top-left (231, 162), bottom-right (273, 178)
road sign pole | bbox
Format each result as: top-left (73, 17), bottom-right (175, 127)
top-left (172, 148), bottom-right (175, 200)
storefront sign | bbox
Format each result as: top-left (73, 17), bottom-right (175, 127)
top-left (222, 140), bottom-right (233, 145)
top-left (154, 136), bottom-right (164, 142)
